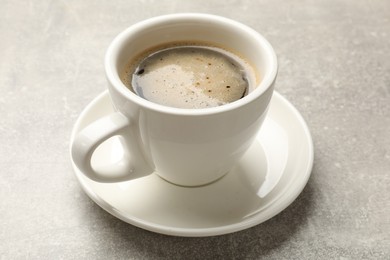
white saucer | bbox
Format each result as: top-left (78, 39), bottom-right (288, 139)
top-left (70, 91), bottom-right (313, 237)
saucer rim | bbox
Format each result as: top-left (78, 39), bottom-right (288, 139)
top-left (70, 90), bottom-right (313, 237)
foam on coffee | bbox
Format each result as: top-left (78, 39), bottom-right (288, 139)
top-left (122, 43), bottom-right (257, 109)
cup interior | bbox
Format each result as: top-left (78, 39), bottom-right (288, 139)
top-left (105, 14), bottom-right (277, 112)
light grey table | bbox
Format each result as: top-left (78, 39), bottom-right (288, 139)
top-left (1, 1), bottom-right (389, 259)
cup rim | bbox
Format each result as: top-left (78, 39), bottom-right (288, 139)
top-left (105, 13), bottom-right (278, 116)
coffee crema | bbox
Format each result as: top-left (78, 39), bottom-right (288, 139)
top-left (121, 42), bottom-right (258, 109)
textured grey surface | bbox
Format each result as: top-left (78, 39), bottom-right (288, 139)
top-left (1, 0), bottom-right (389, 259)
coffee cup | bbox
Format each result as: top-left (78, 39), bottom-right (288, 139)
top-left (71, 13), bottom-right (278, 186)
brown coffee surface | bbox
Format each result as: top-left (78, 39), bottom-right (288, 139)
top-left (123, 45), bottom-right (254, 109)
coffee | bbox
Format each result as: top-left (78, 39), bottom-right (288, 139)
top-left (121, 42), bottom-right (257, 109)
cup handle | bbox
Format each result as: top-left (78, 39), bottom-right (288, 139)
top-left (71, 112), bottom-right (153, 182)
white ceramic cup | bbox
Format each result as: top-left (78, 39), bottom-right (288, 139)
top-left (71, 13), bottom-right (278, 186)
